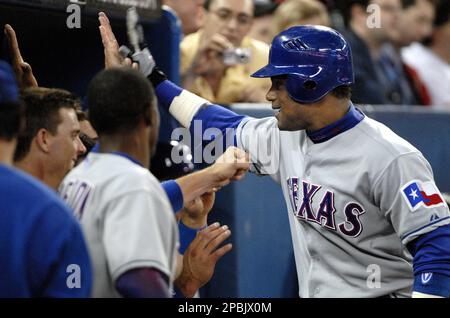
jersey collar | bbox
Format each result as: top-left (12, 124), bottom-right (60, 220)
top-left (91, 143), bottom-right (144, 167)
top-left (307, 103), bottom-right (365, 144)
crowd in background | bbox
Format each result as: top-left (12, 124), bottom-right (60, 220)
top-left (165, 0), bottom-right (450, 108)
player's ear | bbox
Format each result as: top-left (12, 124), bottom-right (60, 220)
top-left (35, 128), bottom-right (51, 154)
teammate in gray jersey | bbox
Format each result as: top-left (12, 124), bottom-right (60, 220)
top-left (98, 15), bottom-right (450, 298)
top-left (60, 67), bottom-right (248, 298)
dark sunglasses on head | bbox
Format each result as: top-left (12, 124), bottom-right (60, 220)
top-left (79, 133), bottom-right (97, 154)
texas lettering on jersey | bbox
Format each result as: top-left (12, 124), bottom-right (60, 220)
top-left (287, 177), bottom-right (365, 237)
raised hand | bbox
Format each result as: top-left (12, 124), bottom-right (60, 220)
top-left (175, 222), bottom-right (232, 297)
top-left (4, 24), bottom-right (38, 89)
top-left (98, 12), bottom-right (135, 69)
top-left (173, 147), bottom-right (250, 207)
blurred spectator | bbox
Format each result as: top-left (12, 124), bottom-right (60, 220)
top-left (14, 88), bottom-right (86, 190)
top-left (248, 0), bottom-right (279, 44)
top-left (272, 0), bottom-right (330, 37)
top-left (163, 0), bottom-right (206, 36)
top-left (377, 0), bottom-right (436, 105)
top-left (396, 0), bottom-right (435, 47)
top-left (180, 0), bottom-right (271, 104)
top-left (338, 0), bottom-right (403, 105)
top-left (402, 0), bottom-right (450, 109)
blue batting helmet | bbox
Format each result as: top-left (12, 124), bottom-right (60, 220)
top-left (251, 25), bottom-right (354, 104)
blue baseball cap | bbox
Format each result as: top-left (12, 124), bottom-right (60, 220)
top-left (251, 25), bottom-right (354, 104)
top-left (0, 60), bottom-right (19, 104)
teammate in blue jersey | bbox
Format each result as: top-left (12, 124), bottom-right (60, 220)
top-left (99, 16), bottom-right (450, 297)
top-left (0, 60), bottom-right (92, 298)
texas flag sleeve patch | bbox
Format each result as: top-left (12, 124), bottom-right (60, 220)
top-left (401, 180), bottom-right (445, 211)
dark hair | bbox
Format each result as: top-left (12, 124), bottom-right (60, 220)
top-left (337, 0), bottom-right (370, 27)
top-left (402, 0), bottom-right (436, 9)
top-left (14, 87), bottom-right (80, 162)
top-left (0, 101), bottom-right (23, 141)
top-left (87, 68), bottom-right (154, 135)
top-left (330, 85), bottom-right (352, 99)
top-left (76, 109), bottom-right (88, 122)
top-left (434, 0), bottom-right (450, 27)
top-left (422, 0), bottom-right (449, 45)
top-left (205, 0), bottom-right (256, 14)
top-left (204, 0), bottom-right (213, 10)
top-left (254, 0), bottom-right (278, 17)
top-left (402, 0), bottom-right (416, 9)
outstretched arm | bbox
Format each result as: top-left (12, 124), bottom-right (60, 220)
top-left (177, 146), bottom-right (249, 204)
top-left (161, 146), bottom-right (249, 213)
top-left (97, 12), bottom-right (248, 144)
top-left (152, 77), bottom-right (248, 145)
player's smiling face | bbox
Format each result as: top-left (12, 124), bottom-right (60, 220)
top-left (47, 108), bottom-right (86, 181)
top-left (266, 76), bottom-right (313, 131)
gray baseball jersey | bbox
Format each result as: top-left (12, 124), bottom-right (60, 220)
top-left (59, 153), bottom-right (179, 298)
top-left (236, 110), bottom-right (450, 298)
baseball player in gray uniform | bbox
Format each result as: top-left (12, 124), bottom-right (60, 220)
top-left (99, 14), bottom-right (450, 298)
top-left (59, 67), bottom-right (243, 298)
